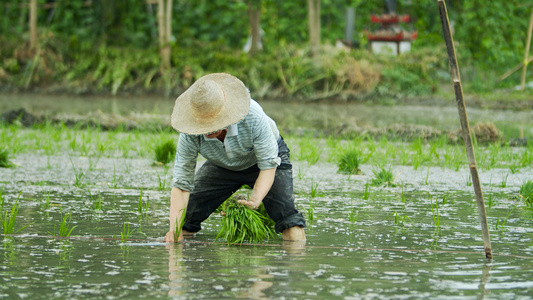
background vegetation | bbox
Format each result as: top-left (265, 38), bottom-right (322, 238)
top-left (0, 0), bottom-right (532, 100)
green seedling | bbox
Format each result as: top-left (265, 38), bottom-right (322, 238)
top-left (307, 197), bottom-right (315, 222)
top-left (0, 148), bottom-right (15, 168)
top-left (298, 138), bottom-right (322, 166)
top-left (518, 180), bottom-right (533, 207)
top-left (172, 209), bottom-right (187, 242)
top-left (70, 158), bottom-right (88, 188)
top-left (40, 189), bottom-right (51, 210)
top-left (370, 167), bottom-right (395, 187)
top-left (362, 183), bottom-right (370, 200)
top-left (156, 168), bottom-right (170, 191)
top-left (89, 191), bottom-right (103, 211)
top-left (107, 163), bottom-right (123, 189)
top-left (499, 173), bottom-right (509, 188)
top-left (393, 212), bottom-right (411, 226)
top-left (2, 192), bottom-right (28, 234)
top-left (349, 196), bottom-right (359, 222)
top-left (337, 149), bottom-right (362, 175)
top-left (215, 197), bottom-right (275, 244)
top-left (0, 187), bottom-right (4, 210)
top-left (495, 204), bottom-right (517, 232)
top-left (117, 222), bottom-right (134, 243)
top-left (138, 188), bottom-right (150, 216)
top-left (154, 139), bottom-right (176, 165)
top-left (49, 209), bottom-right (77, 237)
top-left (430, 196), bottom-right (440, 227)
top-left (59, 211), bottom-right (77, 237)
top-left (310, 179), bottom-right (320, 198)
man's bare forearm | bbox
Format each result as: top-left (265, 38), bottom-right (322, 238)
top-left (165, 187), bottom-right (190, 242)
top-left (238, 168), bottom-right (276, 209)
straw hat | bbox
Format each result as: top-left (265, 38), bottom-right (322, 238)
top-left (171, 73), bottom-right (251, 135)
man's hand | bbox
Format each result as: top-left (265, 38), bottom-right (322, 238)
top-left (237, 198), bottom-right (262, 210)
top-left (238, 168), bottom-right (276, 210)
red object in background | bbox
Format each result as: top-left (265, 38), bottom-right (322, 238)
top-left (371, 14), bottom-right (410, 24)
top-left (365, 30), bottom-right (418, 41)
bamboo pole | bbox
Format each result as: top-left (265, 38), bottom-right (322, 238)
top-left (437, 0), bottom-right (492, 260)
top-left (521, 9), bottom-right (533, 90)
top-left (498, 55), bottom-right (533, 82)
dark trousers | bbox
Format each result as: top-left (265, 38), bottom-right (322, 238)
top-left (183, 137), bottom-right (306, 234)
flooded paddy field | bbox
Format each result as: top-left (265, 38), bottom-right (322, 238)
top-left (1, 93), bottom-right (533, 298)
top-left (1, 122), bottom-right (533, 298)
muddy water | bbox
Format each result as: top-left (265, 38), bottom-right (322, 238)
top-left (1, 151), bottom-right (533, 298)
top-left (1, 93), bottom-right (532, 135)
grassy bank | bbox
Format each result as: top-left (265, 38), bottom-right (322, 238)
top-left (2, 34), bottom-right (533, 106)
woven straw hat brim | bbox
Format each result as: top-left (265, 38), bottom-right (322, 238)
top-left (171, 73), bottom-right (251, 135)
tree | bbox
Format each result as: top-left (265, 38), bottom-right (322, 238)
top-left (29, 0), bottom-right (38, 50)
top-left (307, 0), bottom-right (320, 54)
top-left (247, 0), bottom-right (262, 55)
top-left (157, 0), bottom-right (172, 70)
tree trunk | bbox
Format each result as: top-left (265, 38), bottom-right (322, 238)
top-left (29, 0), bottom-right (38, 50)
top-left (157, 0), bottom-right (172, 70)
top-left (521, 9), bottom-right (533, 91)
top-left (307, 0), bottom-right (320, 54)
top-left (248, 1), bottom-right (261, 56)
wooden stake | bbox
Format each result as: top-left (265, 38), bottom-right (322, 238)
top-left (437, 0), bottom-right (493, 260)
top-left (521, 9), bottom-right (533, 90)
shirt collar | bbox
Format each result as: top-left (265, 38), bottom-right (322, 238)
top-left (226, 123), bottom-right (238, 137)
top-left (202, 124), bottom-right (238, 141)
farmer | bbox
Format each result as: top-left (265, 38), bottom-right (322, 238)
top-left (164, 73), bottom-right (306, 242)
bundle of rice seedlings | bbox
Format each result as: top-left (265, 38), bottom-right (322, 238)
top-left (215, 195), bottom-right (276, 244)
top-left (154, 140), bottom-right (176, 165)
top-left (370, 167), bottom-right (396, 187)
top-left (337, 149), bottom-right (362, 175)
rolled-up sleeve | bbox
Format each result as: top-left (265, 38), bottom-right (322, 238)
top-left (253, 115), bottom-right (281, 170)
top-left (172, 134), bottom-right (199, 191)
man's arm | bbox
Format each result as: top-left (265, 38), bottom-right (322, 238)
top-left (164, 187), bottom-right (190, 242)
top-left (238, 168), bottom-right (276, 209)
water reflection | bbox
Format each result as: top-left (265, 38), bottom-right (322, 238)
top-left (166, 241), bottom-right (307, 299)
top-left (167, 243), bottom-right (185, 298)
top-left (477, 263), bottom-right (492, 300)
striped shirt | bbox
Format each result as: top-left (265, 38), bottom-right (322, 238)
top-left (172, 100), bottom-right (281, 192)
